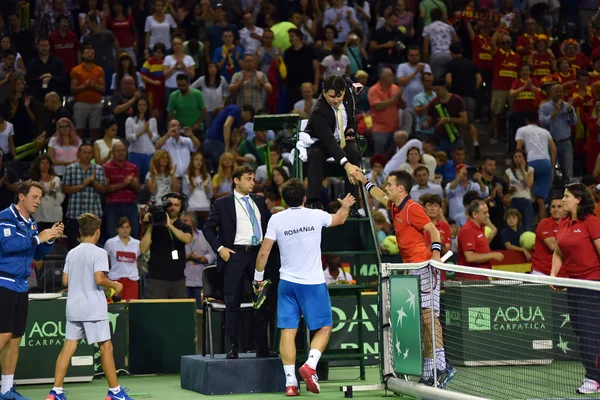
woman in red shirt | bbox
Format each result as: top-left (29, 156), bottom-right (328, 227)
top-left (509, 64), bottom-right (541, 140)
top-left (529, 35), bottom-right (556, 82)
top-left (552, 183), bottom-right (600, 394)
top-left (553, 57), bottom-right (576, 91)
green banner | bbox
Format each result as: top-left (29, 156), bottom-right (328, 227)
top-left (389, 275), bottom-right (423, 376)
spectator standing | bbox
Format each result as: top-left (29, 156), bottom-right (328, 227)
top-left (239, 13), bottom-right (264, 56)
top-left (48, 118), bottom-right (81, 177)
top-left (48, 15), bottom-right (79, 76)
top-left (140, 43), bottom-right (166, 118)
top-left (230, 54), bottom-right (272, 112)
top-left (368, 68), bottom-right (405, 154)
top-left (191, 62), bottom-right (230, 129)
top-left (111, 53), bottom-right (143, 94)
top-left (93, 118), bottom-right (122, 166)
top-left (419, 0), bottom-right (447, 27)
top-left (182, 152), bottom-right (213, 213)
top-left (510, 64), bottom-right (541, 134)
top-left (322, 0), bottom-right (359, 44)
top-left (39, 0), bottom-right (76, 36)
top-left (164, 36), bottom-right (196, 100)
top-left (144, 0), bottom-right (177, 52)
top-left (62, 143), bottom-right (107, 249)
top-left (106, 1), bottom-right (137, 64)
top-left (205, 3), bottom-right (240, 61)
top-left (446, 164), bottom-right (489, 219)
top-left (369, 13), bottom-right (405, 71)
top-left (504, 149), bottom-right (535, 232)
top-left (82, 15), bottom-right (120, 93)
top-left (426, 78), bottom-right (468, 154)
top-left (182, 211), bottom-right (214, 309)
top-left (6, 11), bottom-right (35, 66)
top-left (396, 46), bottom-right (431, 109)
top-left (146, 150), bottom-right (179, 204)
top-left (104, 217), bottom-right (141, 300)
top-left (27, 37), bottom-right (68, 101)
top-left (0, 150), bottom-right (18, 210)
top-left (155, 120), bottom-right (200, 177)
top-left (422, 8), bottom-right (458, 79)
top-left (212, 29), bottom-right (243, 83)
top-left (412, 73), bottom-right (437, 140)
top-left (110, 76), bottom-right (141, 139)
top-left (284, 29), bottom-right (319, 112)
top-left (167, 74), bottom-right (207, 134)
top-left (126, 97), bottom-right (159, 180)
top-left (0, 51), bottom-right (24, 108)
top-left (30, 154), bottom-right (65, 231)
top-left (70, 45), bottom-right (104, 139)
top-left (212, 152), bottom-right (236, 200)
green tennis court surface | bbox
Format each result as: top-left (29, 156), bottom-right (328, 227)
top-left (17, 362), bottom-right (600, 399)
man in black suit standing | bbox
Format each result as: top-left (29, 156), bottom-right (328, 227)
top-left (304, 75), bottom-right (365, 209)
top-left (202, 165), bottom-right (277, 359)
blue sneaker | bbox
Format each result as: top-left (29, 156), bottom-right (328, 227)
top-left (46, 390), bottom-right (67, 400)
top-left (105, 387), bottom-right (133, 400)
top-left (0, 387), bottom-right (30, 400)
top-left (438, 365), bottom-right (457, 389)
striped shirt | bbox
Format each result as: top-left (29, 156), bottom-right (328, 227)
top-left (62, 162), bottom-right (106, 219)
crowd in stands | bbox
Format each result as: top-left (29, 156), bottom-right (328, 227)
top-left (1, 0), bottom-right (600, 301)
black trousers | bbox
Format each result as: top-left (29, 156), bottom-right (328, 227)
top-left (568, 286), bottom-right (600, 383)
top-left (306, 140), bottom-right (361, 205)
top-left (223, 248), bottom-right (270, 351)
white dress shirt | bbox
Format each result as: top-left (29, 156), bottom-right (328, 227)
top-left (233, 190), bottom-right (263, 245)
top-left (330, 103), bottom-right (347, 142)
top-left (126, 117), bottom-right (159, 155)
top-left (161, 136), bottom-right (198, 177)
top-left (239, 26), bottom-right (264, 56)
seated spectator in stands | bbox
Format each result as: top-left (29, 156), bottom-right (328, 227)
top-left (235, 128), bottom-right (268, 168)
top-left (126, 97), bottom-right (158, 180)
top-left (320, 44), bottom-right (351, 79)
top-left (191, 62), bottom-right (230, 129)
top-left (212, 151), bottom-right (236, 200)
top-left (500, 208), bottom-right (531, 260)
top-left (182, 210), bottom-right (214, 309)
top-left (212, 29), bottom-right (243, 83)
top-left (479, 155), bottom-right (507, 234)
top-left (111, 52), bottom-right (143, 94)
top-left (62, 143), bottom-right (107, 249)
top-left (410, 165), bottom-right (444, 202)
top-left (204, 104), bottom-right (253, 171)
top-left (94, 117), bottom-right (122, 166)
top-left (411, 72), bottom-right (436, 140)
top-left (323, 255), bottom-right (353, 284)
top-left (396, 45), bottom-right (431, 110)
top-left (368, 67), bottom-right (405, 154)
top-left (453, 190), bottom-right (482, 228)
top-left (103, 142), bottom-right (141, 238)
top-left (30, 154), bottom-right (64, 231)
top-left (0, 50), bottom-right (25, 107)
top-left (141, 43), bottom-right (166, 118)
top-left (446, 163), bottom-right (489, 220)
top-left (146, 149), bottom-right (179, 204)
top-left (230, 53), bottom-right (272, 112)
top-left (0, 111), bottom-right (15, 159)
top-left (344, 30), bottom-right (367, 76)
top-left (398, 146), bottom-right (427, 176)
top-left (268, 166), bottom-right (290, 208)
top-left (254, 146), bottom-right (290, 192)
top-left (456, 199), bottom-right (503, 281)
top-left (504, 149), bottom-right (534, 232)
top-left (354, 70), bottom-right (370, 113)
top-left (292, 82), bottom-right (316, 118)
top-left (28, 37), bottom-right (68, 102)
top-left (111, 76), bottom-right (142, 139)
top-left (383, 130), bottom-right (409, 161)
top-left (420, 193), bottom-right (453, 257)
top-left (164, 36), bottom-right (196, 100)
top-left (365, 154), bottom-right (386, 188)
top-left (6, 11), bottom-right (35, 67)
top-left (155, 120), bottom-right (200, 177)
top-left (372, 210), bottom-right (392, 245)
top-left (384, 135), bottom-right (437, 179)
top-left (71, 45), bottom-right (105, 139)
top-left (48, 15), bottom-right (79, 76)
top-left (0, 149), bottom-right (18, 210)
top-left (104, 216), bottom-right (141, 301)
top-left (182, 151), bottom-right (213, 215)
top-left (48, 117), bottom-right (81, 177)
top-left (167, 74), bottom-right (207, 133)
top-left (39, 0), bottom-right (76, 37)
top-left (42, 92), bottom-right (72, 140)
top-left (0, 35), bottom-right (26, 75)
top-left (437, 145), bottom-right (466, 182)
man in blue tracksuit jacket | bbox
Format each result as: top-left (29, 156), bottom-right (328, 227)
top-left (0, 181), bottom-right (64, 400)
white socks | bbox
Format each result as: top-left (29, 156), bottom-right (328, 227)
top-left (436, 348), bottom-right (447, 371)
top-left (284, 365), bottom-right (298, 387)
top-left (52, 387), bottom-right (64, 395)
top-left (1, 374), bottom-right (14, 394)
top-left (109, 386), bottom-right (121, 394)
top-left (306, 349), bottom-right (321, 370)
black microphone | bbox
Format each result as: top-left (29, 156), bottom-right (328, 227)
top-left (342, 74), bottom-right (364, 95)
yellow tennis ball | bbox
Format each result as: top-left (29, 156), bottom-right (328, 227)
top-left (520, 231), bottom-right (536, 250)
top-left (484, 226), bottom-right (492, 240)
top-left (398, 26), bottom-right (407, 34)
top-left (382, 235), bottom-right (399, 255)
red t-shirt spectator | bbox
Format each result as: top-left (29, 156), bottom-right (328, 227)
top-left (531, 217), bottom-right (566, 276)
top-left (492, 49), bottom-right (521, 91)
top-left (516, 33), bottom-right (535, 62)
top-left (103, 159), bottom-right (139, 204)
top-left (48, 30), bottom-right (79, 74)
top-left (106, 15), bottom-right (136, 48)
top-left (471, 34), bottom-right (493, 72)
top-left (563, 53), bottom-right (590, 74)
top-left (511, 78), bottom-right (540, 113)
top-left (531, 53), bottom-right (553, 81)
top-left (389, 198), bottom-right (432, 263)
top-left (556, 214), bottom-right (600, 280)
top-left (457, 219), bottom-right (491, 281)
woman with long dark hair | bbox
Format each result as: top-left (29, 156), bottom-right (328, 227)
top-left (552, 182), bottom-right (600, 394)
top-left (504, 149), bottom-right (534, 232)
top-left (126, 97), bottom-right (158, 180)
top-left (111, 52), bottom-right (143, 93)
top-left (30, 154), bottom-right (65, 231)
top-left (183, 151), bottom-right (213, 215)
top-left (4, 77), bottom-right (36, 159)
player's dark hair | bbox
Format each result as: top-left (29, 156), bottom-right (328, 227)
top-left (467, 199), bottom-right (486, 219)
top-left (78, 213), bottom-right (102, 237)
top-left (281, 178), bottom-right (305, 207)
top-left (388, 170), bottom-right (413, 193)
top-left (413, 165), bottom-right (429, 176)
top-left (463, 190), bottom-right (480, 207)
top-left (232, 165), bottom-right (255, 186)
top-left (565, 182), bottom-right (595, 221)
top-left (323, 75), bottom-right (346, 97)
top-left (420, 193), bottom-right (443, 207)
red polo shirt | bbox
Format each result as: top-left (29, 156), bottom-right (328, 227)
top-left (48, 30), bottom-right (79, 74)
top-left (556, 214), bottom-right (600, 280)
top-left (531, 217), bottom-right (566, 277)
top-left (457, 219), bottom-right (491, 281)
top-left (103, 159), bottom-right (139, 204)
top-left (511, 78), bottom-right (540, 113)
top-left (492, 49), bottom-right (521, 91)
top-left (516, 33), bottom-right (535, 62)
top-left (389, 198), bottom-right (432, 263)
top-left (531, 53), bottom-right (553, 81)
top-left (471, 34), bottom-right (493, 72)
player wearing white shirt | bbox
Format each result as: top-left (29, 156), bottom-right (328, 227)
top-left (254, 178), bottom-right (355, 397)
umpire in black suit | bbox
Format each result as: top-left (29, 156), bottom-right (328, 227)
top-left (202, 165), bottom-right (277, 359)
top-left (304, 75), bottom-right (365, 209)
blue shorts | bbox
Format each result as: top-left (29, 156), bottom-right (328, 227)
top-left (528, 159), bottom-right (552, 199)
top-left (277, 280), bottom-right (332, 331)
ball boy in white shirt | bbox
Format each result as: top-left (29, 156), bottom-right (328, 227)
top-left (46, 213), bottom-right (132, 400)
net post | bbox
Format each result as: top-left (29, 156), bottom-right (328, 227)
top-left (429, 263), bottom-right (438, 388)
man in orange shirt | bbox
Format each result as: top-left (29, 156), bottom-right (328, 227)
top-left (367, 67), bottom-right (406, 154)
top-left (70, 45), bottom-right (105, 139)
top-left (358, 170), bottom-right (456, 388)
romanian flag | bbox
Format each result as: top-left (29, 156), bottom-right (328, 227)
top-left (490, 250), bottom-right (531, 273)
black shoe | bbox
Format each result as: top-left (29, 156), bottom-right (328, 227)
top-left (349, 207), bottom-right (364, 218)
top-left (226, 344), bottom-right (239, 359)
top-left (256, 350), bottom-right (279, 358)
top-left (418, 377), bottom-right (435, 386)
top-left (474, 145), bottom-right (481, 161)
